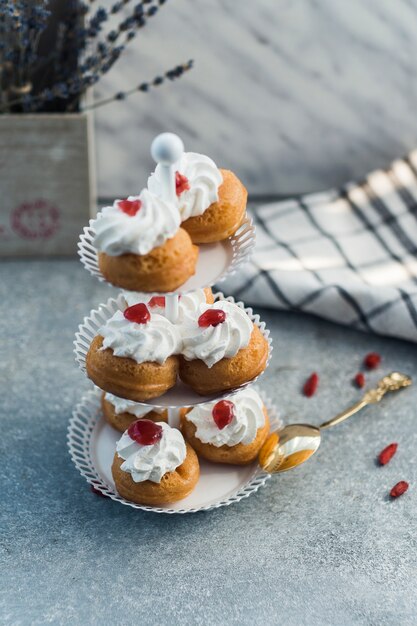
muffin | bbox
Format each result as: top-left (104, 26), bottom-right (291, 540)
top-left (148, 152), bottom-right (247, 243)
top-left (92, 188), bottom-right (198, 292)
top-left (181, 388), bottom-right (270, 465)
top-left (179, 300), bottom-right (269, 395)
top-left (86, 303), bottom-right (180, 401)
top-left (101, 392), bottom-right (168, 432)
top-left (112, 419), bottom-right (200, 505)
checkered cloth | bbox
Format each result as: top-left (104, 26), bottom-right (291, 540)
top-left (221, 151), bottom-right (417, 343)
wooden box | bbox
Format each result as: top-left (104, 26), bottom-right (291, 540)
top-left (0, 113), bottom-right (95, 256)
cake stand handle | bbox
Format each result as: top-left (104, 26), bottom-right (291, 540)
top-left (165, 293), bottom-right (179, 323)
top-left (150, 132), bottom-right (184, 203)
top-left (165, 292), bottom-right (181, 429)
top-left (167, 407), bottom-right (181, 429)
top-left (150, 134), bottom-right (185, 431)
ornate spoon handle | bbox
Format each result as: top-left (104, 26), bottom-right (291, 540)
top-left (320, 372), bottom-right (411, 431)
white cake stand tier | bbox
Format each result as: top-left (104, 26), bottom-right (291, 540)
top-left (67, 387), bottom-right (282, 514)
top-left (74, 292), bottom-right (273, 408)
top-left (78, 215), bottom-right (255, 296)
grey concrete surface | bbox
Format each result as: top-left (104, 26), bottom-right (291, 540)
top-left (1, 260), bottom-right (416, 626)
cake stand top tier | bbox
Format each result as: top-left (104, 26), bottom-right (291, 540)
top-left (78, 133), bottom-right (255, 296)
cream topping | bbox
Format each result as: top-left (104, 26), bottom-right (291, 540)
top-left (98, 310), bottom-right (180, 364)
top-left (122, 289), bottom-right (209, 324)
top-left (92, 188), bottom-right (180, 256)
top-left (186, 388), bottom-right (266, 447)
top-left (104, 392), bottom-right (165, 418)
top-left (148, 152), bottom-right (223, 221)
top-left (181, 300), bottom-right (252, 367)
top-left (116, 422), bottom-right (186, 483)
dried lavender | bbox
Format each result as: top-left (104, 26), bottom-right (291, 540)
top-left (0, 0), bottom-right (192, 113)
top-left (84, 59), bottom-right (194, 109)
top-left (0, 1), bottom-right (50, 108)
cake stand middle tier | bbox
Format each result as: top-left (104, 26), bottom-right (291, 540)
top-left (74, 292), bottom-right (273, 408)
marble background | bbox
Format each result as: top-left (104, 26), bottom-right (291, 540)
top-left (94, 0), bottom-right (417, 198)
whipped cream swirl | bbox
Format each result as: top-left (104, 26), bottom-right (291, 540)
top-left (148, 152), bottom-right (223, 221)
top-left (105, 392), bottom-right (165, 418)
top-left (186, 388), bottom-right (266, 447)
top-left (122, 289), bottom-right (209, 324)
top-left (92, 188), bottom-right (180, 256)
top-left (98, 310), bottom-right (180, 364)
top-left (181, 300), bottom-right (253, 368)
top-left (116, 422), bottom-right (186, 483)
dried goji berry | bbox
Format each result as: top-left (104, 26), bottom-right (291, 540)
top-left (354, 372), bottom-right (365, 388)
top-left (390, 481), bottom-right (409, 498)
top-left (378, 443), bottom-right (398, 465)
top-left (364, 352), bottom-right (381, 369)
top-left (303, 372), bottom-right (319, 397)
top-left (91, 485), bottom-right (108, 498)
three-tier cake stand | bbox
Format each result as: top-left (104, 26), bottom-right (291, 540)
top-left (68, 133), bottom-right (281, 513)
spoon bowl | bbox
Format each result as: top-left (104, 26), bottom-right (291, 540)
top-left (259, 424), bottom-right (321, 473)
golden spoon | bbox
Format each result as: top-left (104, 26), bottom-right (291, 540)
top-left (259, 372), bottom-right (412, 474)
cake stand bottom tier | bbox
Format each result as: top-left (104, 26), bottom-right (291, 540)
top-left (68, 388), bottom-right (282, 514)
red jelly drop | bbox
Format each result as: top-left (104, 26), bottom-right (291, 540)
top-left (118, 198), bottom-right (142, 216)
top-left (124, 303), bottom-right (151, 324)
top-left (175, 171), bottom-right (190, 196)
top-left (148, 296), bottom-right (166, 308)
top-left (198, 309), bottom-right (226, 328)
top-left (212, 400), bottom-right (235, 430)
top-left (127, 419), bottom-right (163, 445)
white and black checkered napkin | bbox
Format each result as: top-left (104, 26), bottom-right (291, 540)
top-left (221, 151), bottom-right (417, 343)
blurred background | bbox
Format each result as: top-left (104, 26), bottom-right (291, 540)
top-left (95, 0), bottom-right (417, 197)
top-left (2, 0), bottom-right (417, 255)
